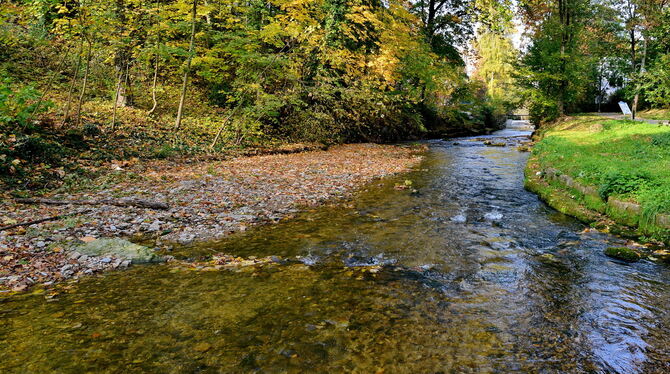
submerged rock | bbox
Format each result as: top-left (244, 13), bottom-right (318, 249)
top-left (483, 140), bottom-right (506, 147)
top-left (650, 249), bottom-right (670, 263)
top-left (604, 247), bottom-right (643, 262)
top-left (72, 238), bottom-right (163, 264)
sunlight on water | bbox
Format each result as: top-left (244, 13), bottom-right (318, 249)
top-left (2, 122), bottom-right (670, 373)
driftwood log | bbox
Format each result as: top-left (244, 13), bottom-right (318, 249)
top-left (15, 198), bottom-right (170, 210)
top-left (0, 209), bottom-right (92, 232)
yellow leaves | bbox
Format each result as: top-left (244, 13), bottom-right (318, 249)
top-left (369, 51), bottom-right (400, 85)
top-left (259, 22), bottom-right (288, 45)
top-left (2, 218), bottom-right (17, 226)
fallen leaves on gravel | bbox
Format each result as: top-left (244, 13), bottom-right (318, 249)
top-left (0, 143), bottom-right (425, 291)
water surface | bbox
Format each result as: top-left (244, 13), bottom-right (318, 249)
top-left (2, 121), bottom-right (670, 373)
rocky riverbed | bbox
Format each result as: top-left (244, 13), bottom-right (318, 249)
top-left (0, 143), bottom-right (424, 292)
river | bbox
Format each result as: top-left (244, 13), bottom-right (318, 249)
top-left (1, 121), bottom-right (669, 373)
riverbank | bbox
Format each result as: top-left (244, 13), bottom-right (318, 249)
top-left (0, 143), bottom-right (425, 292)
top-left (639, 108), bottom-right (670, 121)
top-left (525, 115), bottom-right (670, 245)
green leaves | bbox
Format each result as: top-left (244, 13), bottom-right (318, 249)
top-left (0, 76), bottom-right (50, 131)
top-left (598, 171), bottom-right (651, 200)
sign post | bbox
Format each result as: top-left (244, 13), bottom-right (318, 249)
top-left (618, 101), bottom-right (633, 121)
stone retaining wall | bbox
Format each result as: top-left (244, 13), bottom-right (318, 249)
top-left (539, 168), bottom-right (670, 232)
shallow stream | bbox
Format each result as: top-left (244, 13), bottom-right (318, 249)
top-left (2, 121), bottom-right (670, 373)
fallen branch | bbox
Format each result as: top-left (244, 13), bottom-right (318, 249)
top-left (0, 209), bottom-right (92, 232)
top-left (15, 198), bottom-right (169, 210)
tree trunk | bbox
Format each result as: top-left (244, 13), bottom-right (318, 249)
top-left (113, 0), bottom-right (132, 108)
top-left (61, 39), bottom-right (84, 126)
top-left (112, 69), bottom-right (123, 131)
top-left (204, 0), bottom-right (211, 24)
top-left (123, 62), bottom-right (132, 106)
top-left (597, 61), bottom-right (603, 112)
top-left (210, 106), bottom-right (241, 148)
top-left (557, 0), bottom-right (569, 116)
top-left (148, 53), bottom-right (159, 114)
top-left (174, 0), bottom-right (198, 133)
top-left (75, 38), bottom-right (93, 127)
top-left (148, 33), bottom-right (160, 114)
top-left (632, 37), bottom-right (647, 119)
top-left (0, 209), bottom-right (92, 232)
top-left (149, 0), bottom-right (162, 115)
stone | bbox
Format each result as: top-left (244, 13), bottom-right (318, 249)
top-left (72, 238), bottom-right (163, 264)
top-left (147, 220), bottom-right (162, 232)
top-left (656, 214), bottom-right (670, 229)
top-left (80, 236), bottom-right (97, 243)
top-left (651, 249), bottom-right (670, 263)
top-left (60, 264), bottom-right (73, 273)
top-left (604, 247), bottom-right (642, 262)
top-left (178, 233), bottom-right (196, 244)
top-left (607, 199), bottom-right (642, 226)
top-left (608, 199), bottom-right (643, 215)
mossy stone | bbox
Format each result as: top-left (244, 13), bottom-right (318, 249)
top-left (73, 238), bottom-right (163, 264)
top-left (604, 247), bottom-right (642, 262)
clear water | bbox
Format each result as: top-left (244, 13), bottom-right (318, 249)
top-left (2, 122), bottom-right (669, 373)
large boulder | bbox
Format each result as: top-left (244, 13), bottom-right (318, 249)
top-left (73, 238), bottom-right (162, 264)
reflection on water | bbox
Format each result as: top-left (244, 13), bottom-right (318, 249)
top-left (1, 121), bottom-right (670, 373)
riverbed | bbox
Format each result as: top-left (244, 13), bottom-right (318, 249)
top-left (1, 121), bottom-right (669, 373)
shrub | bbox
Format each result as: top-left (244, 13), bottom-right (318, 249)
top-left (0, 75), bottom-right (50, 131)
top-left (598, 171), bottom-right (651, 200)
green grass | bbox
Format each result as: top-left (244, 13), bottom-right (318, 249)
top-left (533, 115), bottom-right (670, 217)
top-left (639, 109), bottom-right (670, 121)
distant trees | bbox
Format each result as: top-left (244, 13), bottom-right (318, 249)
top-left (2, 0), bottom-right (513, 145)
top-left (471, 0), bottom-right (517, 114)
top-left (518, 0), bottom-right (670, 124)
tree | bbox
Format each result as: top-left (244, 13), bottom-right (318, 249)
top-left (174, 0), bottom-right (198, 133)
top-left (517, 0), bottom-right (594, 122)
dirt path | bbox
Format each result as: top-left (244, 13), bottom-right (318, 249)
top-left (0, 143), bottom-right (425, 292)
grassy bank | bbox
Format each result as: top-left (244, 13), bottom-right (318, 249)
top-left (639, 109), bottom-right (670, 121)
top-left (527, 115), bottom-right (670, 242)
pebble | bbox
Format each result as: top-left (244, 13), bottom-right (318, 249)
top-left (1, 144), bottom-right (424, 292)
top-left (178, 233), bottom-right (196, 244)
top-left (147, 220), bottom-right (162, 232)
